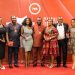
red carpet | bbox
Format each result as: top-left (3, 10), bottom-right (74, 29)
top-left (0, 64), bottom-right (75, 75)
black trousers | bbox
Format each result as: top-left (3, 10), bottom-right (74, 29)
top-left (8, 47), bottom-right (19, 65)
top-left (33, 47), bottom-right (42, 65)
top-left (56, 39), bottom-right (68, 66)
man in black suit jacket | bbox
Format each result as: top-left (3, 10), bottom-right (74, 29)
top-left (54, 16), bottom-right (69, 67)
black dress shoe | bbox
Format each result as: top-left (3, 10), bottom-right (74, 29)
top-left (56, 64), bottom-right (60, 67)
top-left (9, 64), bottom-right (13, 68)
top-left (33, 64), bottom-right (37, 67)
top-left (63, 65), bottom-right (67, 68)
top-left (14, 64), bottom-right (19, 67)
top-left (41, 63), bottom-right (45, 67)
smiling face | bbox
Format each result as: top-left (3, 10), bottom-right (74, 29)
top-left (47, 19), bottom-right (53, 27)
top-left (58, 16), bottom-right (63, 24)
top-left (71, 19), bottom-right (75, 27)
top-left (37, 17), bottom-right (42, 26)
top-left (11, 16), bottom-right (17, 24)
top-left (26, 18), bottom-right (30, 25)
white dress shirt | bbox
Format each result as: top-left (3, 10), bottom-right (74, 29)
top-left (57, 23), bottom-right (65, 40)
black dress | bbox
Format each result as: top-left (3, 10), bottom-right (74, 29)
top-left (0, 33), bottom-right (5, 59)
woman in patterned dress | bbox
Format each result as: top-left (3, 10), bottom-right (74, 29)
top-left (42, 19), bottom-right (59, 68)
top-left (21, 18), bottom-right (33, 68)
top-left (70, 19), bottom-right (75, 69)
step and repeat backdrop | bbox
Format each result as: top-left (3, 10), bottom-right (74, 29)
top-left (0, 0), bottom-right (75, 63)
top-left (0, 0), bottom-right (75, 24)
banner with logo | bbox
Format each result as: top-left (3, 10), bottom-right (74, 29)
top-left (0, 0), bottom-right (74, 62)
top-left (0, 0), bottom-right (75, 25)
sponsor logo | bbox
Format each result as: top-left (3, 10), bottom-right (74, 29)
top-left (29, 3), bottom-right (41, 15)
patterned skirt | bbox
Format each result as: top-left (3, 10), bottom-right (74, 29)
top-left (68, 38), bottom-right (75, 54)
top-left (42, 39), bottom-right (59, 57)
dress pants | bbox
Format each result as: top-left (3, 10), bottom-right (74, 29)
top-left (56, 39), bottom-right (67, 66)
top-left (33, 47), bottom-right (42, 65)
top-left (8, 47), bottom-right (19, 65)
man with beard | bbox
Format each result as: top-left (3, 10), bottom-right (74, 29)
top-left (6, 16), bottom-right (21, 68)
top-left (33, 17), bottom-right (45, 67)
top-left (54, 16), bottom-right (69, 68)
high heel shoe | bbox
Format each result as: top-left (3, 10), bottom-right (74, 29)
top-left (72, 65), bottom-right (75, 69)
top-left (0, 66), bottom-right (5, 70)
top-left (49, 64), bottom-right (53, 68)
top-left (72, 64), bottom-right (75, 70)
top-left (47, 64), bottom-right (53, 68)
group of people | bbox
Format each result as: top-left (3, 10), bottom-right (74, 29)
top-left (0, 16), bottom-right (75, 70)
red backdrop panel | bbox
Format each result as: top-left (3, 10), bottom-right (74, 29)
top-left (0, 0), bottom-right (73, 63)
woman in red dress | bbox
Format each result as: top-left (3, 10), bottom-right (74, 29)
top-left (42, 19), bottom-right (59, 68)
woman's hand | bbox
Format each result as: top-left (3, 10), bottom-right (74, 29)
top-left (0, 39), bottom-right (5, 42)
top-left (44, 34), bottom-right (50, 41)
top-left (49, 37), bottom-right (52, 40)
top-left (45, 38), bottom-right (50, 41)
top-left (21, 34), bottom-right (26, 39)
top-left (66, 33), bottom-right (70, 38)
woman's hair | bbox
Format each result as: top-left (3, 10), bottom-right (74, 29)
top-left (72, 18), bottom-right (75, 21)
top-left (22, 18), bottom-right (32, 27)
top-left (47, 18), bottom-right (53, 24)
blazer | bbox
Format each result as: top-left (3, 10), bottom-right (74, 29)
top-left (53, 23), bottom-right (69, 39)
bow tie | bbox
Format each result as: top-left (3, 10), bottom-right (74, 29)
top-left (59, 24), bottom-right (62, 26)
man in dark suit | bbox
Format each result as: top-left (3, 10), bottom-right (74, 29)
top-left (54, 16), bottom-right (69, 68)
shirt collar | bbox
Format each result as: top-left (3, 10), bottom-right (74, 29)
top-left (58, 23), bottom-right (63, 26)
